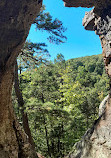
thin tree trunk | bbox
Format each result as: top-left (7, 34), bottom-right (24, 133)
top-left (58, 130), bottom-right (60, 153)
top-left (14, 60), bottom-right (35, 150)
top-left (61, 122), bottom-right (64, 157)
top-left (0, 68), bottom-right (38, 158)
top-left (86, 115), bottom-right (89, 128)
top-left (43, 117), bottom-right (52, 157)
top-left (41, 93), bottom-right (51, 157)
top-left (44, 119), bottom-right (50, 156)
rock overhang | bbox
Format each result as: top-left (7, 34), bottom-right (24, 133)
top-left (63, 0), bottom-right (95, 8)
top-left (63, 0), bottom-right (110, 9)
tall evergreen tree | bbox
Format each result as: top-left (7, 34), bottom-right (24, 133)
top-left (13, 6), bottom-right (67, 156)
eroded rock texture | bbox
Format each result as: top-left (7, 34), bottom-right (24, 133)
top-left (0, 0), bottom-right (42, 158)
top-left (0, 0), bottom-right (42, 71)
top-left (83, 6), bottom-right (111, 80)
top-left (63, 0), bottom-right (111, 158)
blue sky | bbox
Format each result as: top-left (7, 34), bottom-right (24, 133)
top-left (27, 0), bottom-right (102, 61)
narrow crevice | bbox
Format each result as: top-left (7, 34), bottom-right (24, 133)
top-left (38, 0), bottom-right (42, 4)
top-left (107, 57), bottom-right (111, 66)
top-left (13, 120), bottom-right (22, 158)
top-left (13, 120), bottom-right (39, 158)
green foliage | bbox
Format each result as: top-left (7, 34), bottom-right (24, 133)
top-left (34, 5), bottom-right (67, 44)
top-left (17, 41), bottom-right (50, 72)
top-left (13, 54), bottom-right (109, 157)
top-left (17, 4), bottom-right (67, 71)
top-left (14, 6), bottom-right (109, 156)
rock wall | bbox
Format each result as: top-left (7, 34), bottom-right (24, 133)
top-left (0, 1), bottom-right (42, 157)
top-left (63, 0), bottom-right (111, 157)
top-left (0, 0), bottom-right (42, 71)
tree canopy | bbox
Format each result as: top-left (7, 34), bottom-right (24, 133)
top-left (13, 53), bottom-right (109, 157)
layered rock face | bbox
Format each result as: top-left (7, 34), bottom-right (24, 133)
top-left (63, 0), bottom-right (111, 158)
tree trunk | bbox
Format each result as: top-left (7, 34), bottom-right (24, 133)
top-left (44, 120), bottom-right (50, 156)
top-left (0, 0), bottom-right (42, 157)
top-left (14, 60), bottom-right (35, 150)
top-left (0, 67), bottom-right (38, 158)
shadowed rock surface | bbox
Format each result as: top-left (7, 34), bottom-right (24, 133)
top-left (0, 0), bottom-right (42, 157)
top-left (65, 97), bottom-right (111, 158)
top-left (63, 0), bottom-right (95, 8)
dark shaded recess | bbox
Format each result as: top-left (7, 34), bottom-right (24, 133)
top-left (85, 19), bottom-right (95, 31)
top-left (38, 0), bottom-right (42, 4)
top-left (63, 0), bottom-right (95, 7)
top-left (0, 29), bottom-right (25, 69)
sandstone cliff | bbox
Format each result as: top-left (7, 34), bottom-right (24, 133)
top-left (63, 0), bottom-right (111, 157)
